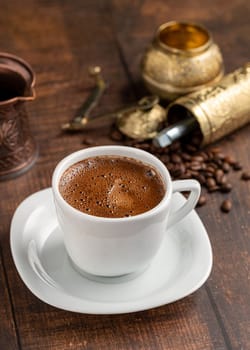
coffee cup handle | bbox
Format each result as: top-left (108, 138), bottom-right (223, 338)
top-left (167, 180), bottom-right (201, 229)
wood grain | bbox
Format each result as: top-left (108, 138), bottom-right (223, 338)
top-left (0, 0), bottom-right (249, 349)
top-left (0, 249), bottom-right (19, 350)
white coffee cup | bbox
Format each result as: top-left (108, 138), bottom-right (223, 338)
top-left (52, 145), bottom-right (200, 278)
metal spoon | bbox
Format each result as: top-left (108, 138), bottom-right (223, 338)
top-left (89, 95), bottom-right (167, 140)
top-left (115, 96), bottom-right (166, 140)
top-left (64, 92), bottom-right (166, 140)
top-left (61, 65), bottom-right (166, 140)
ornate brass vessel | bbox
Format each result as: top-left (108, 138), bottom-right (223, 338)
top-left (141, 21), bottom-right (224, 100)
top-left (0, 53), bottom-right (37, 180)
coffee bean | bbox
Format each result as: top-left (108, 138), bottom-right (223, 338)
top-left (181, 152), bottom-right (192, 161)
top-left (241, 171), bottom-right (250, 180)
top-left (196, 174), bottom-right (206, 185)
top-left (208, 162), bottom-right (219, 170)
top-left (171, 154), bottom-right (182, 164)
top-left (136, 143), bottom-right (151, 151)
top-left (197, 195), bottom-right (207, 207)
top-left (198, 152), bottom-right (209, 161)
top-left (185, 144), bottom-right (197, 153)
top-left (233, 162), bottom-right (242, 171)
top-left (208, 185), bottom-right (220, 192)
top-left (82, 137), bottom-right (98, 145)
top-left (149, 143), bottom-right (158, 153)
top-left (206, 178), bottom-right (216, 188)
top-left (125, 139), bottom-right (138, 146)
top-left (222, 162), bottom-right (231, 173)
top-left (221, 199), bottom-right (232, 213)
top-left (224, 155), bottom-right (236, 165)
top-left (190, 163), bottom-right (202, 171)
top-left (206, 151), bottom-right (214, 160)
top-left (161, 146), bottom-right (170, 154)
top-left (191, 155), bottom-right (204, 162)
top-left (215, 168), bottom-right (224, 177)
top-left (215, 169), bottom-right (224, 184)
top-left (210, 147), bottom-right (222, 154)
top-left (216, 152), bottom-right (226, 160)
top-left (189, 170), bottom-right (199, 177)
top-left (160, 154), bottom-right (170, 164)
top-left (220, 183), bottom-right (232, 193)
top-left (179, 163), bottom-right (186, 175)
top-left (171, 166), bottom-right (183, 178)
top-left (110, 129), bottom-right (125, 142)
top-left (166, 162), bottom-right (174, 171)
top-left (185, 171), bottom-right (193, 178)
top-left (205, 172), bottom-right (215, 178)
top-left (220, 175), bottom-right (228, 185)
top-left (169, 141), bottom-right (181, 152)
top-left (182, 173), bottom-right (193, 179)
top-left (155, 147), bottom-right (165, 155)
top-left (213, 158), bottom-right (223, 167)
top-left (206, 166), bottom-right (216, 174)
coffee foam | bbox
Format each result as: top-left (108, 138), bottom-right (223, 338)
top-left (59, 156), bottom-right (165, 218)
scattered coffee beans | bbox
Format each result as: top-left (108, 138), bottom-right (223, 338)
top-left (197, 195), bottom-right (207, 207)
top-left (232, 162), bottom-right (243, 171)
top-left (82, 137), bottom-right (98, 146)
top-left (220, 183), bottom-right (232, 193)
top-left (110, 128), bottom-right (247, 214)
top-left (241, 171), bottom-right (250, 181)
top-left (221, 199), bottom-right (232, 213)
top-left (110, 129), bottom-right (125, 142)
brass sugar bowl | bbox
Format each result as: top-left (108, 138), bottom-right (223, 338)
top-left (141, 21), bottom-right (224, 100)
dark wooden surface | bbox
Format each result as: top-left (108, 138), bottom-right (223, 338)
top-left (0, 1), bottom-right (249, 349)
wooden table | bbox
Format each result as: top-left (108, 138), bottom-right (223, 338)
top-left (0, 1), bottom-right (249, 349)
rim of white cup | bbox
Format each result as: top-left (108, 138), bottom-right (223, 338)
top-left (52, 145), bottom-right (172, 222)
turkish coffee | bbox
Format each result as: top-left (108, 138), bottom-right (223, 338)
top-left (59, 155), bottom-right (165, 218)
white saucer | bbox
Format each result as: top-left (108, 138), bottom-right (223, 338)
top-left (10, 188), bottom-right (212, 314)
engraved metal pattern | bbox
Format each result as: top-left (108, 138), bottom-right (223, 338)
top-left (0, 102), bottom-right (37, 179)
top-left (168, 63), bottom-right (250, 145)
